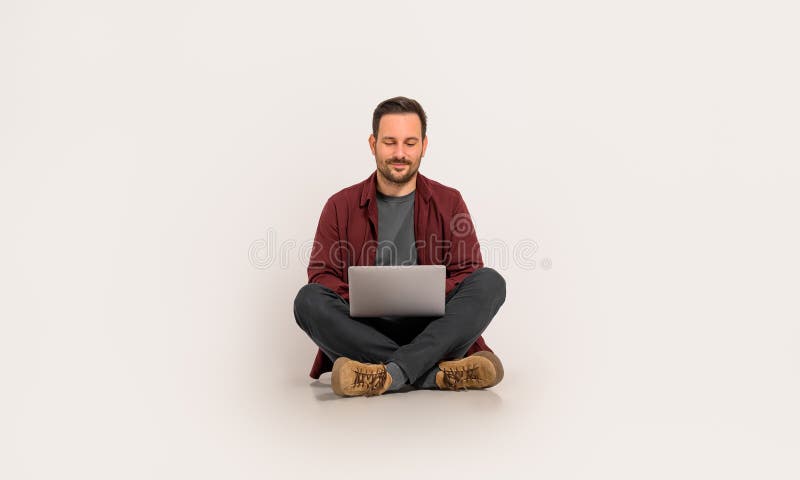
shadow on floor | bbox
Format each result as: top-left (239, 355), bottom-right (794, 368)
top-left (309, 377), bottom-right (504, 405)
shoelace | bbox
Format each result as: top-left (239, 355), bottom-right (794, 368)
top-left (441, 365), bottom-right (481, 391)
top-left (351, 366), bottom-right (388, 396)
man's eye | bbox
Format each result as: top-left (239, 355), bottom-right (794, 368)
top-left (406, 143), bottom-right (417, 147)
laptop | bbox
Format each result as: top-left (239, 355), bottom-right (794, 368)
top-left (348, 265), bottom-right (446, 317)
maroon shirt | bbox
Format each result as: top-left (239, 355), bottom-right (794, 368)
top-left (305, 170), bottom-right (493, 379)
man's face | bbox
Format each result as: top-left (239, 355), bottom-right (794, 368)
top-left (369, 113), bottom-right (428, 186)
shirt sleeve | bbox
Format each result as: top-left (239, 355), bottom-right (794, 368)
top-left (307, 197), bottom-right (351, 301)
top-left (445, 192), bottom-right (484, 295)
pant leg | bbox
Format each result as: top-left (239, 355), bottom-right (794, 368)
top-left (293, 283), bottom-right (401, 365)
top-left (390, 267), bottom-right (506, 384)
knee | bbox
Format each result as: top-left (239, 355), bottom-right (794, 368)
top-left (473, 267), bottom-right (506, 303)
top-left (293, 283), bottom-right (326, 329)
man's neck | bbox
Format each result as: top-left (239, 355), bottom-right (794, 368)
top-left (376, 171), bottom-right (417, 197)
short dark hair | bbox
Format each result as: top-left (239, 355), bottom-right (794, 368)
top-left (372, 96), bottom-right (428, 139)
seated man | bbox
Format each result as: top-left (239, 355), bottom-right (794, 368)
top-left (293, 96), bottom-right (506, 397)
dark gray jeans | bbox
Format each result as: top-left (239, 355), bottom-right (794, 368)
top-left (293, 267), bottom-right (506, 386)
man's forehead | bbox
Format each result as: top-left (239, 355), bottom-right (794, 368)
top-left (378, 113), bottom-right (422, 139)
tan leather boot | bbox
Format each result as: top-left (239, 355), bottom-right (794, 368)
top-left (331, 357), bottom-right (393, 397)
top-left (435, 351), bottom-right (504, 391)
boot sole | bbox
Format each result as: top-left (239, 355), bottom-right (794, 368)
top-left (473, 351), bottom-right (504, 386)
top-left (331, 357), bottom-right (349, 396)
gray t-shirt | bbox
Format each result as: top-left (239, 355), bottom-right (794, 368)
top-left (375, 189), bottom-right (417, 266)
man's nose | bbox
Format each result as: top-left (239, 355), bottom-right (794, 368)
top-left (392, 145), bottom-right (408, 160)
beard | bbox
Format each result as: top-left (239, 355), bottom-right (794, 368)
top-left (376, 156), bottom-right (421, 185)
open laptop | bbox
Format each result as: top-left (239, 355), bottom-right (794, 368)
top-left (348, 265), bottom-right (446, 317)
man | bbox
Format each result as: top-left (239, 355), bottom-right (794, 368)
top-left (293, 96), bottom-right (506, 397)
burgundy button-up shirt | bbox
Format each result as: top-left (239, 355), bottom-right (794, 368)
top-left (305, 170), bottom-right (493, 378)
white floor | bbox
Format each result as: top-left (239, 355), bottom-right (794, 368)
top-left (7, 335), bottom-right (798, 480)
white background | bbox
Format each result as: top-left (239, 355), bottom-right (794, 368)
top-left (2, 1), bottom-right (799, 478)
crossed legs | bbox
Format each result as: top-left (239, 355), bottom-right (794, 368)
top-left (294, 267), bottom-right (506, 387)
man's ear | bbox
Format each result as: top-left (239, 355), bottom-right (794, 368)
top-left (422, 135), bottom-right (428, 157)
top-left (368, 134), bottom-right (376, 155)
